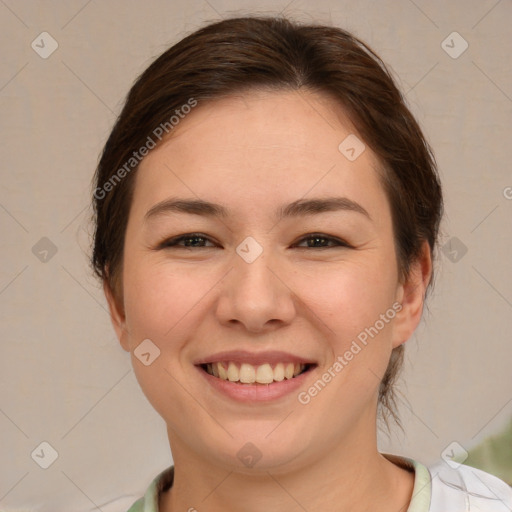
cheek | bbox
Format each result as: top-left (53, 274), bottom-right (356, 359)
top-left (130, 357), bottom-right (198, 428)
top-left (292, 259), bottom-right (398, 403)
top-left (122, 257), bottom-right (203, 341)
top-left (290, 260), bottom-right (397, 339)
top-left (121, 257), bottom-right (201, 418)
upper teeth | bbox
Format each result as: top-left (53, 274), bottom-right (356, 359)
top-left (205, 362), bottom-right (306, 384)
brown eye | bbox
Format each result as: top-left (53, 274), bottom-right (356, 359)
top-left (159, 233), bottom-right (218, 249)
top-left (294, 234), bottom-right (351, 249)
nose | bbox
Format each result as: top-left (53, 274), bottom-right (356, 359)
top-left (214, 247), bottom-right (296, 334)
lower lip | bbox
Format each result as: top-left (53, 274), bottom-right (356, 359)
top-left (196, 365), bottom-right (315, 402)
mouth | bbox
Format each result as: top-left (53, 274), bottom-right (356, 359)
top-left (198, 361), bottom-right (316, 385)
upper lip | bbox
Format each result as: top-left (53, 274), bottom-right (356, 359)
top-left (194, 350), bottom-right (317, 367)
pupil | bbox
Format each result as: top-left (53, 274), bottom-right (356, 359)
top-left (186, 236), bottom-right (203, 246)
top-left (310, 236), bottom-right (326, 247)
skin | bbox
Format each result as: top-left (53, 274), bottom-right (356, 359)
top-left (104, 89), bottom-right (432, 512)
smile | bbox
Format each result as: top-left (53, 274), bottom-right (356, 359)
top-left (200, 361), bottom-right (312, 384)
top-left (194, 350), bottom-right (317, 402)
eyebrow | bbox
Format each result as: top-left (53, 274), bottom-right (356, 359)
top-left (144, 196), bottom-right (372, 223)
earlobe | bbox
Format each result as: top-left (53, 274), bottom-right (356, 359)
top-left (391, 240), bottom-right (432, 348)
top-left (103, 279), bottom-right (130, 352)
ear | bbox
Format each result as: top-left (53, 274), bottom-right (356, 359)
top-left (391, 240), bottom-right (432, 348)
top-left (103, 279), bottom-right (130, 352)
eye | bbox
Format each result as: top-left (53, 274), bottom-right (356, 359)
top-left (156, 232), bottom-right (351, 250)
top-left (158, 233), bottom-right (218, 249)
top-left (293, 233), bottom-right (351, 249)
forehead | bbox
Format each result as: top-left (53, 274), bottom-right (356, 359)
top-left (151, 89), bottom-right (363, 165)
top-left (131, 89), bottom-right (390, 229)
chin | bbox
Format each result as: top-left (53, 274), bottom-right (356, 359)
top-left (206, 427), bottom-right (309, 474)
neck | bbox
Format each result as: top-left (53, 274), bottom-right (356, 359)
top-left (160, 420), bottom-right (414, 512)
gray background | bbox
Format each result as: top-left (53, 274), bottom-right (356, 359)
top-left (1, 0), bottom-right (511, 510)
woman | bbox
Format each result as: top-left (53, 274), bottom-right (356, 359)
top-left (91, 15), bottom-right (512, 512)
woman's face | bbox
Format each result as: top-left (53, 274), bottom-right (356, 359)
top-left (106, 89), bottom-right (427, 472)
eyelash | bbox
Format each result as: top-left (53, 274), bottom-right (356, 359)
top-left (158, 232), bottom-right (352, 250)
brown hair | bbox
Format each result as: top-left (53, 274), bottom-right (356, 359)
top-left (91, 14), bottom-right (444, 426)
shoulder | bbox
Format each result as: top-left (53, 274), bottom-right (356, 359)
top-left (126, 497), bottom-right (144, 512)
top-left (124, 465), bottom-right (174, 512)
top-left (427, 460), bottom-right (512, 511)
